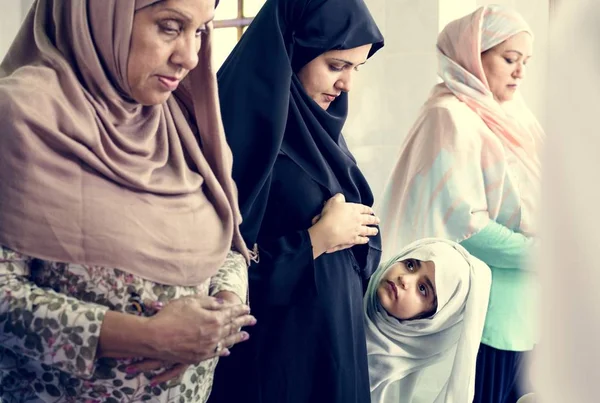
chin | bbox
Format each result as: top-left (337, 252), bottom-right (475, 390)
top-left (131, 91), bottom-right (171, 106)
top-left (495, 91), bottom-right (516, 104)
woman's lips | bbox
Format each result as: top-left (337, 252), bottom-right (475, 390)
top-left (323, 93), bottom-right (337, 102)
top-left (157, 75), bottom-right (181, 91)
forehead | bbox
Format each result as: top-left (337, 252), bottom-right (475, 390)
top-left (322, 44), bottom-right (372, 64)
top-left (495, 31), bottom-right (533, 55)
top-left (150, 0), bottom-right (215, 19)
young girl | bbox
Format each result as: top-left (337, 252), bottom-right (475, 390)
top-left (365, 238), bottom-right (491, 402)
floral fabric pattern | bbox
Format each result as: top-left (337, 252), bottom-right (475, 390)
top-left (0, 247), bottom-right (248, 403)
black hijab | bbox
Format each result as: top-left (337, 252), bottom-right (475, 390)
top-left (218, 0), bottom-right (384, 246)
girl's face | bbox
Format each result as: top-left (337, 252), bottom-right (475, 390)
top-left (297, 44), bottom-right (372, 110)
top-left (377, 259), bottom-right (437, 320)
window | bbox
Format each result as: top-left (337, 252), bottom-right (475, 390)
top-left (213, 0), bottom-right (266, 69)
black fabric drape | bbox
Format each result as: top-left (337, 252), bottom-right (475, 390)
top-left (217, 0), bottom-right (383, 247)
top-left (209, 0), bottom-right (384, 402)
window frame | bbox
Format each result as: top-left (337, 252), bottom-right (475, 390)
top-left (214, 0), bottom-right (256, 40)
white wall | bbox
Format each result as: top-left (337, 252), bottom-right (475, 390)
top-left (345, 0), bottom-right (549, 203)
top-left (0, 0), bottom-right (33, 58)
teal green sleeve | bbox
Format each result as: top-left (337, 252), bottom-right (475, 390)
top-left (460, 220), bottom-right (534, 269)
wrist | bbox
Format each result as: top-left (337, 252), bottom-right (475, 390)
top-left (139, 316), bottom-right (161, 356)
top-left (97, 311), bottom-right (159, 359)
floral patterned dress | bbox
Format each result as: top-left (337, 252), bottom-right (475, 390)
top-left (0, 246), bottom-right (248, 403)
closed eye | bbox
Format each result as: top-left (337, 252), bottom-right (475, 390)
top-left (160, 19), bottom-right (183, 36)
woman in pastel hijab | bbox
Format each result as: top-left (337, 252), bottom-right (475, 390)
top-left (377, 5), bottom-right (544, 402)
top-left (365, 238), bottom-right (491, 402)
top-left (0, 0), bottom-right (256, 401)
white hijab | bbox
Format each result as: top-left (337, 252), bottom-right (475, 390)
top-left (365, 238), bottom-right (491, 402)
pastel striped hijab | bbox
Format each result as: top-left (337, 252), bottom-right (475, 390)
top-left (437, 4), bottom-right (543, 168)
top-left (377, 5), bottom-right (544, 253)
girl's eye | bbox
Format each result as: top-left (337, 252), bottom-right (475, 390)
top-left (504, 57), bottom-right (515, 64)
top-left (419, 284), bottom-right (427, 296)
top-left (329, 65), bottom-right (343, 72)
top-left (406, 260), bottom-right (415, 271)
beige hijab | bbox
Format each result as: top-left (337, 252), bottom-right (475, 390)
top-left (0, 0), bottom-right (248, 286)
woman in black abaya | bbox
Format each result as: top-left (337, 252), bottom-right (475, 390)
top-left (209, 1), bottom-right (384, 402)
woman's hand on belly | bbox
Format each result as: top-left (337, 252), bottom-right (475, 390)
top-left (127, 291), bottom-right (246, 386)
top-left (115, 294), bottom-right (256, 385)
top-left (308, 193), bottom-right (380, 258)
top-left (143, 295), bottom-right (255, 363)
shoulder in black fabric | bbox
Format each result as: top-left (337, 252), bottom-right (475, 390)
top-left (217, 0), bottom-right (384, 246)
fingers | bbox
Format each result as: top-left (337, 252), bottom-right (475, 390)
top-left (220, 330), bottom-right (251, 351)
top-left (360, 213), bottom-right (380, 226)
top-left (225, 314), bottom-right (256, 336)
top-left (200, 295), bottom-right (239, 311)
top-left (345, 203), bottom-right (375, 215)
top-left (213, 342), bottom-right (231, 358)
top-left (354, 235), bottom-right (370, 245)
top-left (201, 296), bottom-right (250, 319)
top-left (359, 225), bottom-right (379, 237)
top-left (222, 304), bottom-right (253, 324)
top-left (332, 193), bottom-right (345, 202)
top-left (324, 193), bottom-right (345, 209)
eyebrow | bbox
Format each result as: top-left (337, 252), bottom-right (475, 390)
top-left (504, 50), bottom-right (532, 58)
top-left (158, 7), bottom-right (215, 27)
top-left (159, 8), bottom-right (194, 22)
top-left (330, 57), bottom-right (367, 67)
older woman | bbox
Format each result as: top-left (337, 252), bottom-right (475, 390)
top-left (378, 5), bottom-right (544, 403)
top-left (208, 0), bottom-right (384, 402)
top-left (0, 0), bottom-right (255, 402)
